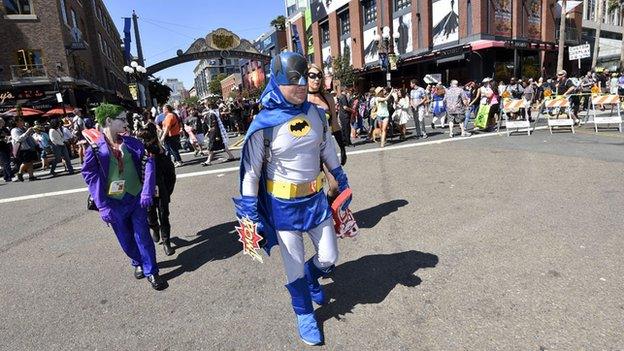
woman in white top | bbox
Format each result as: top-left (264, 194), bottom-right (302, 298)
top-left (393, 88), bottom-right (412, 140)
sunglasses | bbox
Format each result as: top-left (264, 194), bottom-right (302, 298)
top-left (307, 72), bottom-right (323, 80)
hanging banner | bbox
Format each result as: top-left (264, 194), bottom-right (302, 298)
top-left (432, 0), bottom-right (459, 47)
top-left (393, 12), bottom-right (413, 55)
top-left (493, 0), bottom-right (512, 37)
top-left (123, 17), bottom-right (132, 63)
top-left (527, 0), bottom-right (542, 40)
top-left (305, 8), bottom-right (314, 56)
top-left (128, 83), bottom-right (139, 101)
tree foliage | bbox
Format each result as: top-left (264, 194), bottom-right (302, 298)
top-left (270, 15), bottom-right (286, 31)
top-left (148, 77), bottom-right (172, 106)
top-left (332, 51), bottom-right (355, 89)
top-left (182, 96), bottom-right (200, 107)
top-left (209, 73), bottom-right (228, 96)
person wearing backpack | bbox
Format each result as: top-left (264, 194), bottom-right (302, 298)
top-left (82, 103), bottom-right (167, 291)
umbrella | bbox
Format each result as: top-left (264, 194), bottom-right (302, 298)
top-left (1, 107), bottom-right (44, 117)
top-left (43, 106), bottom-right (75, 117)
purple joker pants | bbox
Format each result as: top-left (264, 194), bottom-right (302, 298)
top-left (109, 196), bottom-right (158, 276)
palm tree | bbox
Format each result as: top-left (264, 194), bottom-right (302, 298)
top-left (607, 0), bottom-right (624, 71)
top-left (592, 0), bottom-right (604, 69)
top-left (557, 0), bottom-right (567, 72)
top-left (270, 15), bottom-right (286, 31)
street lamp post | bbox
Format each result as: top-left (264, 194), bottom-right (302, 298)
top-left (123, 61), bottom-right (147, 107)
top-left (374, 26), bottom-right (400, 87)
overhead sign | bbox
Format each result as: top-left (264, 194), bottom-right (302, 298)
top-left (569, 43), bottom-right (591, 60)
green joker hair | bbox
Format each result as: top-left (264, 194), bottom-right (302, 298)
top-left (94, 103), bottom-right (125, 126)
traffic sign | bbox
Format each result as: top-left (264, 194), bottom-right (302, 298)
top-left (569, 44), bottom-right (591, 61)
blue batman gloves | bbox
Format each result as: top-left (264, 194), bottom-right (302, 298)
top-left (285, 277), bottom-right (323, 346)
top-left (329, 166), bottom-right (351, 210)
top-left (233, 195), bottom-right (264, 234)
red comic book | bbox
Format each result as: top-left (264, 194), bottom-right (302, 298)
top-left (331, 188), bottom-right (359, 238)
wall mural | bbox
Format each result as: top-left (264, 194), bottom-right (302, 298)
top-left (310, 0), bottom-right (350, 22)
top-left (393, 12), bottom-right (413, 55)
top-left (340, 37), bottom-right (353, 65)
top-left (363, 27), bottom-right (379, 64)
top-left (527, 0), bottom-right (542, 40)
top-left (493, 0), bottom-right (512, 37)
top-left (432, 0), bottom-right (459, 47)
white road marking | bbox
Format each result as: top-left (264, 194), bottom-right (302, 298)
top-left (0, 127), bottom-right (548, 204)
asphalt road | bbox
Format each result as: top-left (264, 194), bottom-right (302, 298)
top-left (1, 121), bottom-right (623, 350)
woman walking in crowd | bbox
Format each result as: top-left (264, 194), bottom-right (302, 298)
top-left (184, 109), bottom-right (205, 157)
top-left (82, 103), bottom-right (167, 291)
top-left (137, 125), bottom-right (177, 256)
top-left (392, 88), bottom-right (412, 140)
top-left (160, 104), bottom-right (183, 168)
top-left (430, 84), bottom-right (446, 129)
top-left (201, 101), bottom-right (235, 166)
top-left (48, 118), bottom-right (74, 176)
top-left (32, 125), bottom-right (52, 170)
top-left (11, 118), bottom-right (38, 182)
top-left (463, 81), bottom-right (479, 131)
top-left (373, 86), bottom-right (391, 147)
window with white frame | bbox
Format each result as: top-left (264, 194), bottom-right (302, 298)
top-left (363, 0), bottom-right (377, 25)
top-left (321, 21), bottom-right (330, 45)
top-left (394, 0), bottom-right (411, 12)
top-left (339, 10), bottom-right (350, 36)
top-left (59, 0), bottom-right (68, 24)
top-left (3, 0), bottom-right (32, 14)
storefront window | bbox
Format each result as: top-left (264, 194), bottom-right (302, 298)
top-left (3, 0), bottom-right (32, 15)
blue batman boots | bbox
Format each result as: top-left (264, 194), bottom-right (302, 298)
top-left (285, 277), bottom-right (323, 346)
top-left (304, 257), bottom-right (333, 305)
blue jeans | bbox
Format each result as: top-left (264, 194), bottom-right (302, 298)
top-left (164, 135), bottom-right (182, 163)
top-left (51, 144), bottom-right (74, 174)
top-left (464, 105), bottom-right (476, 130)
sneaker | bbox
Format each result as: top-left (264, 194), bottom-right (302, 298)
top-left (461, 131), bottom-right (472, 137)
top-left (430, 122), bottom-right (435, 129)
top-left (449, 132), bottom-right (454, 138)
top-left (16, 173), bottom-right (24, 182)
top-left (174, 161), bottom-right (182, 168)
top-left (422, 134), bottom-right (428, 139)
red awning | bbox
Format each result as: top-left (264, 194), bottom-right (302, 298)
top-left (470, 40), bottom-right (506, 51)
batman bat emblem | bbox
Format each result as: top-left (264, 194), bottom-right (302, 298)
top-left (288, 117), bottom-right (311, 137)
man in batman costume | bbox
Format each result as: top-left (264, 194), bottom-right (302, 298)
top-left (233, 52), bottom-right (351, 346)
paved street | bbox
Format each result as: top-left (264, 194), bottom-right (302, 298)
top-left (1, 123), bottom-right (624, 350)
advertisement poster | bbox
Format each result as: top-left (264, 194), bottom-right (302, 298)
top-left (322, 45), bottom-right (332, 70)
top-left (311, 0), bottom-right (350, 22)
top-left (493, 0), bottom-right (512, 36)
top-left (363, 27), bottom-right (379, 64)
top-left (393, 12), bottom-right (413, 55)
top-left (340, 37), bottom-right (353, 65)
top-left (527, 0), bottom-right (542, 40)
top-left (432, 0), bottom-right (459, 47)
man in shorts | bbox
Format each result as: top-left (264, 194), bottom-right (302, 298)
top-left (444, 80), bottom-right (470, 137)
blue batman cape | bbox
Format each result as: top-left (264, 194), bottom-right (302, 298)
top-left (236, 79), bottom-right (324, 254)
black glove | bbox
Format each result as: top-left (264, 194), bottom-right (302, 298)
top-left (332, 131), bottom-right (347, 165)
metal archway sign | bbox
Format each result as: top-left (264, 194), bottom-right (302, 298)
top-left (145, 28), bottom-right (271, 75)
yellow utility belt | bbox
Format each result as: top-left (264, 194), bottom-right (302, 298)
top-left (267, 173), bottom-right (325, 200)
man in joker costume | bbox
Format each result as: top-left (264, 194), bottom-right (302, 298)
top-left (233, 52), bottom-right (351, 345)
top-left (82, 103), bottom-right (167, 291)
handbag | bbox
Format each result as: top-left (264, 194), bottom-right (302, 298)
top-left (474, 104), bottom-right (491, 129)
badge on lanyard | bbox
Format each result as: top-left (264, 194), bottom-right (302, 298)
top-left (154, 185), bottom-right (160, 198)
top-left (108, 180), bottom-right (126, 196)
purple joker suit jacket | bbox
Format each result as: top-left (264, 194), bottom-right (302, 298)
top-left (81, 132), bottom-right (155, 212)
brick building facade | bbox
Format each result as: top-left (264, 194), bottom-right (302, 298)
top-left (0, 0), bottom-right (129, 112)
top-left (286, 0), bottom-right (584, 89)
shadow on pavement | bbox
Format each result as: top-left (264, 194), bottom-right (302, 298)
top-left (159, 221), bottom-right (241, 281)
top-left (316, 250), bottom-right (439, 323)
top-left (353, 199), bottom-right (408, 229)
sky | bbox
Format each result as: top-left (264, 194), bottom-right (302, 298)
top-left (104, 0), bottom-right (285, 89)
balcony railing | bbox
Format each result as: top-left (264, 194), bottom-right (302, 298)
top-left (555, 27), bottom-right (581, 45)
top-left (10, 64), bottom-right (48, 81)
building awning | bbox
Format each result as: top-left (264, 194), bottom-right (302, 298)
top-left (470, 40), bottom-right (506, 51)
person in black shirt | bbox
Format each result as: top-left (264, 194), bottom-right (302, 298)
top-left (337, 89), bottom-right (353, 146)
top-left (0, 118), bottom-right (13, 182)
top-left (554, 70), bottom-right (580, 124)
